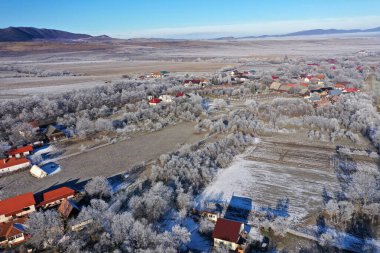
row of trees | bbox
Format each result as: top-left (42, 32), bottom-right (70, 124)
top-left (58, 96), bottom-right (204, 139)
top-left (0, 65), bottom-right (81, 77)
top-left (0, 79), bottom-right (188, 143)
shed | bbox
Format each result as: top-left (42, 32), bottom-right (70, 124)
top-left (45, 125), bottom-right (65, 142)
top-left (30, 165), bottom-right (47, 178)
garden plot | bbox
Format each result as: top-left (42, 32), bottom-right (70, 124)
top-left (201, 140), bottom-right (340, 222)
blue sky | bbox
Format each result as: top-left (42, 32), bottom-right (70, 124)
top-left (0, 0), bottom-right (380, 38)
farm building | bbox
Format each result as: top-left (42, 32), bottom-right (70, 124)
top-left (30, 165), bottom-right (47, 178)
top-left (0, 192), bottom-right (36, 223)
top-left (201, 209), bottom-right (220, 222)
top-left (160, 70), bottom-right (170, 76)
top-left (344, 87), bottom-right (360, 93)
top-left (212, 218), bottom-right (247, 252)
top-left (159, 95), bottom-right (174, 103)
top-left (58, 198), bottom-right (80, 219)
top-left (45, 125), bottom-right (66, 142)
top-left (183, 79), bottom-right (207, 87)
top-left (148, 98), bottom-right (161, 106)
top-left (0, 218), bottom-right (28, 247)
top-left (0, 157), bottom-right (31, 174)
top-left (5, 145), bottom-right (33, 159)
top-left (149, 72), bottom-right (162, 78)
top-left (37, 187), bottom-right (75, 209)
top-left (230, 70), bottom-right (241, 77)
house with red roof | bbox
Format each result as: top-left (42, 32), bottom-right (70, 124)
top-left (334, 83), bottom-right (346, 90)
top-left (271, 75), bottom-right (279, 80)
top-left (148, 98), bottom-right (161, 106)
top-left (212, 218), bottom-right (246, 251)
top-left (327, 59), bottom-right (337, 64)
top-left (0, 217), bottom-right (28, 247)
top-left (0, 192), bottom-right (36, 223)
top-left (37, 187), bottom-right (75, 209)
top-left (316, 74), bottom-right (325, 80)
top-left (184, 79), bottom-right (201, 86)
top-left (183, 79), bottom-right (209, 87)
top-left (344, 87), bottom-right (360, 93)
top-left (0, 157), bottom-right (31, 175)
top-left (5, 145), bottom-right (33, 159)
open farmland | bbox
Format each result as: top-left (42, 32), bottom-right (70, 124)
top-left (201, 138), bottom-right (341, 221)
top-left (1, 35), bottom-right (380, 98)
top-left (0, 121), bottom-right (204, 198)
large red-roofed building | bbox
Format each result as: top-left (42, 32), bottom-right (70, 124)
top-left (0, 192), bottom-right (36, 223)
top-left (5, 145), bottom-right (33, 159)
top-left (0, 158), bottom-right (31, 175)
top-left (37, 187), bottom-right (75, 209)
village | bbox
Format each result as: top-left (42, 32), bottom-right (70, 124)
top-left (0, 51), bottom-right (379, 252)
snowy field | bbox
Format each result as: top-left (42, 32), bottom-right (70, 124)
top-left (201, 140), bottom-right (341, 222)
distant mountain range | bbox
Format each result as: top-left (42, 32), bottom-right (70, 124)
top-left (215, 26), bottom-right (380, 40)
top-left (1, 26), bottom-right (380, 42)
top-left (0, 27), bottom-right (111, 42)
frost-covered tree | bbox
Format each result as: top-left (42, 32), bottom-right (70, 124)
top-left (26, 210), bottom-right (64, 249)
top-left (85, 176), bottom-right (112, 198)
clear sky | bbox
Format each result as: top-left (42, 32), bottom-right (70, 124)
top-left (1, 0), bottom-right (380, 39)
